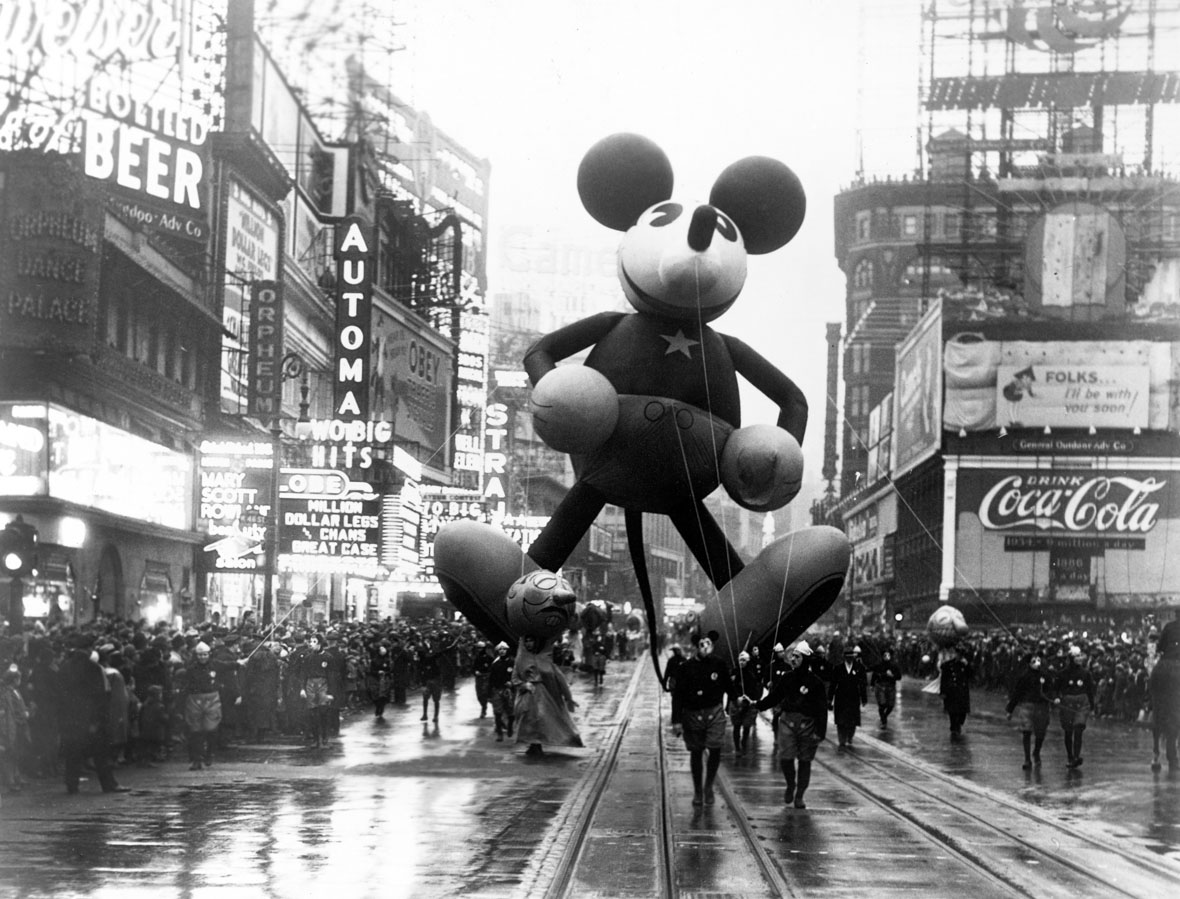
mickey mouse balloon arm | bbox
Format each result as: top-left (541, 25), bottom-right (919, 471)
top-left (523, 311), bottom-right (624, 383)
top-left (722, 333), bottom-right (808, 444)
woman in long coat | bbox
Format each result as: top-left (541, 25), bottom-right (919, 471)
top-left (830, 646), bottom-right (868, 749)
top-left (512, 634), bottom-right (582, 756)
top-left (241, 641), bottom-right (281, 741)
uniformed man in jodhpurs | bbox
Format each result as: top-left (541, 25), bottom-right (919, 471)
top-left (756, 640), bottom-right (827, 809)
top-left (672, 630), bottom-right (732, 807)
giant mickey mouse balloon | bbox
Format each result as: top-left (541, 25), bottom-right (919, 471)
top-left (435, 134), bottom-right (850, 663)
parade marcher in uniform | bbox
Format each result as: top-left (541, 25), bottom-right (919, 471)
top-left (830, 644), bottom-right (867, 749)
top-left (940, 643), bottom-right (973, 740)
top-left (755, 640), bottom-right (826, 808)
top-left (871, 648), bottom-right (902, 728)
top-left (323, 632), bottom-right (349, 736)
top-left (180, 641), bottom-right (228, 770)
top-left (1055, 644), bottom-right (1097, 769)
top-left (748, 645), bottom-right (764, 685)
top-left (298, 633), bottom-right (336, 749)
top-left (388, 635), bottom-right (411, 706)
top-left (588, 630), bottom-right (608, 688)
top-left (512, 634), bottom-right (582, 757)
top-left (58, 633), bottom-right (128, 793)
top-left (471, 641), bottom-right (493, 718)
top-left (671, 630), bottom-right (731, 807)
top-left (665, 644), bottom-right (687, 730)
top-left (728, 651), bottom-right (763, 753)
top-left (417, 635), bottom-right (454, 724)
top-left (766, 643), bottom-right (790, 738)
top-left (489, 641), bottom-right (515, 741)
top-left (366, 639), bottom-right (393, 721)
top-left (1006, 651), bottom-right (1053, 769)
top-left (210, 635), bottom-right (243, 747)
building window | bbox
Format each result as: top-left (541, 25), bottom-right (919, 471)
top-left (857, 213), bottom-right (871, 241)
top-left (944, 213), bottom-right (961, 239)
top-left (903, 214), bottom-right (919, 237)
top-left (853, 259), bottom-right (874, 289)
top-left (848, 343), bottom-right (871, 376)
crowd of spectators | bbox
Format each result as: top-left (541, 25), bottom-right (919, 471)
top-left (0, 614), bottom-right (492, 794)
top-left (870, 619), bottom-right (1166, 724)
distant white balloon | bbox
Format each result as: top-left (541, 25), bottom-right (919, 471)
top-left (927, 604), bottom-right (968, 648)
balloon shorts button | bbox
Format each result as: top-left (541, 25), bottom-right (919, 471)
top-left (675, 407), bottom-right (696, 430)
top-left (644, 400), bottom-right (667, 422)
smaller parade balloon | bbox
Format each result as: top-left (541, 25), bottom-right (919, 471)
top-left (926, 604), bottom-right (968, 648)
top-left (506, 570), bottom-right (578, 642)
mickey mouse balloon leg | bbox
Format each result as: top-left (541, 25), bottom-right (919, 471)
top-left (434, 520), bottom-right (538, 647)
top-left (524, 482), bottom-right (608, 573)
top-left (698, 525), bottom-right (850, 667)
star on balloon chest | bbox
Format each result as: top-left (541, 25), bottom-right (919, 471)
top-left (661, 329), bottom-right (700, 358)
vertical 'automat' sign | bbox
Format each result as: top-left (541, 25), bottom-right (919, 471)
top-left (334, 215), bottom-right (373, 420)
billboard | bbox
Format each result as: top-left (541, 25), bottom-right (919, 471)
top-left (892, 302), bottom-right (942, 477)
top-left (279, 468), bottom-right (382, 576)
top-left (1, 0), bottom-right (222, 242)
top-left (953, 465), bottom-right (1180, 599)
top-left (220, 179), bottom-right (282, 414)
top-left (944, 338), bottom-right (1171, 432)
top-left (0, 153), bottom-right (104, 355)
top-left (370, 306), bottom-right (454, 462)
top-left (197, 438), bottom-right (274, 574)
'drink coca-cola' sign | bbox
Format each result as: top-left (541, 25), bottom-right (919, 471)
top-left (958, 468), bottom-right (1178, 539)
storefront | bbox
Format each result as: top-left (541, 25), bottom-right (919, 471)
top-left (843, 488), bottom-right (897, 631)
top-left (0, 402), bottom-right (197, 627)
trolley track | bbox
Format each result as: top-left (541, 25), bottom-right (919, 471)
top-left (811, 731), bottom-right (1180, 898)
top-left (541, 662), bottom-right (1180, 897)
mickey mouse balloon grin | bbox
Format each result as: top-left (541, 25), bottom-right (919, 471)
top-left (435, 133), bottom-right (850, 665)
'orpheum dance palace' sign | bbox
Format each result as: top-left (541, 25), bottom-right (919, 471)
top-left (953, 467), bottom-right (1180, 604)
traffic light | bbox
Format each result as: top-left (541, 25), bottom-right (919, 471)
top-left (1, 515), bottom-right (38, 579)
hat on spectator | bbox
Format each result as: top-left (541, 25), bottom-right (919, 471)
top-left (495, 641), bottom-right (509, 651)
top-left (1068, 644), bottom-right (1083, 658)
top-left (738, 651), bottom-right (750, 662)
top-left (773, 643), bottom-right (785, 653)
top-left (791, 640), bottom-right (812, 656)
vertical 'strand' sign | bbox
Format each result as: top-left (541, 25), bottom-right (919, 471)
top-left (334, 215), bottom-right (373, 421)
top-left (248, 281), bottom-right (284, 420)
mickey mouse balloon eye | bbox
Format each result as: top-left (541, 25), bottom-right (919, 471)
top-left (646, 202), bottom-right (683, 228)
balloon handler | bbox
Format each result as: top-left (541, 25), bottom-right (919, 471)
top-left (434, 133), bottom-right (850, 682)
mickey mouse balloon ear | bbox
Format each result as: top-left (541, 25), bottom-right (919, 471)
top-left (577, 133), bottom-right (674, 231)
top-left (709, 156), bottom-right (806, 254)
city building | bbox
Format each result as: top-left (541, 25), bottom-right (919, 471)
top-left (830, 0), bottom-right (1180, 632)
top-left (0, 0), bottom-right (491, 631)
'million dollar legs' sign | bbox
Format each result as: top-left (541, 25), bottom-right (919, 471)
top-left (333, 216), bottom-right (373, 420)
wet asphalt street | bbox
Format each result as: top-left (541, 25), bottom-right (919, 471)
top-left (1, 657), bottom-right (1179, 897)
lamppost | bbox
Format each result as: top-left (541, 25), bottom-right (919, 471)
top-left (258, 352), bottom-right (316, 627)
top-left (1, 515), bottom-right (39, 635)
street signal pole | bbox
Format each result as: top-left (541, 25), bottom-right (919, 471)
top-left (1, 515), bottom-right (39, 635)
